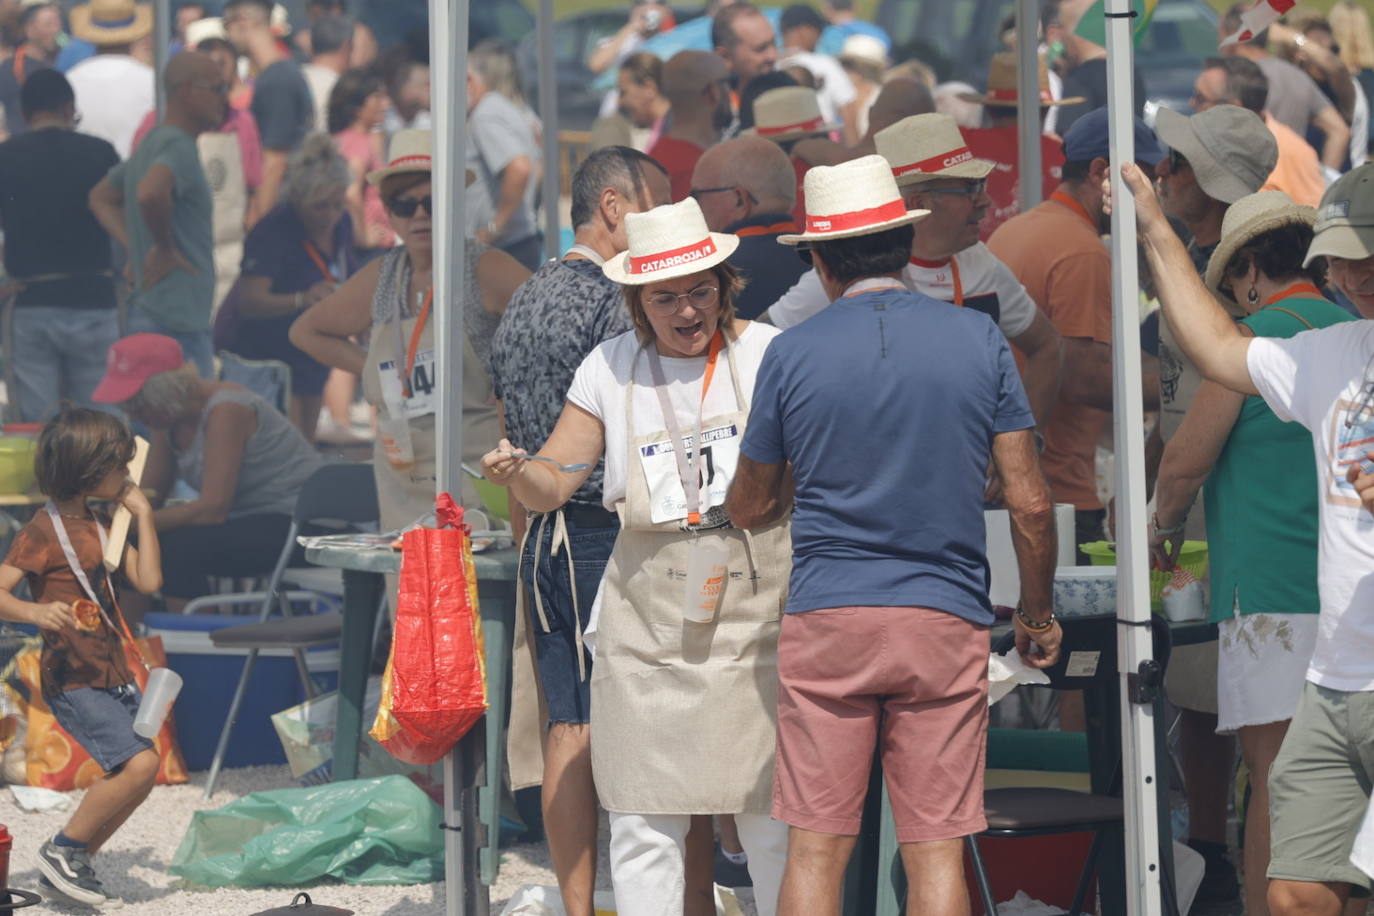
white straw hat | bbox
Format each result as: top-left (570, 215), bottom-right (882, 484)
top-left (777, 154), bottom-right (929, 245)
top-left (366, 130), bottom-right (474, 189)
top-left (875, 113), bottom-right (996, 186)
top-left (603, 198), bottom-right (740, 285)
top-left (1204, 190), bottom-right (1316, 294)
top-left (743, 86), bottom-right (839, 142)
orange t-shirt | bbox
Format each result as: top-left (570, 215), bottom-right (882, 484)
top-left (3, 509), bottom-right (133, 696)
top-left (1261, 113), bottom-right (1325, 209)
top-left (646, 135), bottom-right (706, 203)
top-left (988, 190), bottom-right (1112, 510)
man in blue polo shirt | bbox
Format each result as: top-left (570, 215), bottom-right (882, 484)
top-left (727, 154), bottom-right (1062, 916)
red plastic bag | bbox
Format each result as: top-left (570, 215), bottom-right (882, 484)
top-left (370, 494), bottom-right (488, 764)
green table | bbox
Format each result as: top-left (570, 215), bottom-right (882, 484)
top-left (304, 540), bottom-right (519, 887)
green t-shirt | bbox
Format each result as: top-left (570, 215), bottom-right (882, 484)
top-left (1204, 295), bottom-right (1355, 622)
top-left (107, 124), bottom-right (214, 332)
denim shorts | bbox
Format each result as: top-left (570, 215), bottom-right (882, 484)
top-left (520, 507), bottom-right (618, 726)
top-left (46, 683), bottom-right (155, 773)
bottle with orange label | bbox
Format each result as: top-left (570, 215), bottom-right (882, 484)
top-left (682, 537), bottom-right (728, 623)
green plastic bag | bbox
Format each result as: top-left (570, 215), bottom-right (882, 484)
top-left (169, 775), bottom-right (444, 887)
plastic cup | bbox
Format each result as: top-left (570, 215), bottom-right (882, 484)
top-left (133, 667), bottom-right (183, 738)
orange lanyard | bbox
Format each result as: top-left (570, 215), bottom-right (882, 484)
top-left (698, 329), bottom-right (723, 408)
top-left (400, 288), bottom-right (434, 398)
top-left (1050, 188), bottom-right (1097, 230)
top-left (733, 220), bottom-right (797, 238)
top-left (647, 330), bottom-right (723, 527)
top-left (910, 255), bottom-right (964, 307)
top-left (302, 240), bottom-right (335, 282)
top-left (13, 47), bottom-right (26, 85)
top-left (1263, 282), bottom-right (1323, 306)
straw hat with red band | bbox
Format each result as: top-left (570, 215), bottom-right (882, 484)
top-left (603, 198), bottom-right (740, 285)
top-left (776, 155), bottom-right (929, 245)
top-left (958, 51), bottom-right (1085, 108)
top-left (875, 113), bottom-right (996, 187)
top-left (742, 87), bottom-right (839, 143)
top-left (367, 129), bottom-right (476, 188)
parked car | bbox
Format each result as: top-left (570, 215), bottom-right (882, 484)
top-left (875, 0), bottom-right (1218, 119)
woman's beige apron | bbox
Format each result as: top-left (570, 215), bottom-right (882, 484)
top-left (362, 298), bottom-right (498, 533)
top-left (199, 130), bottom-right (246, 317)
top-left (591, 335), bottom-right (789, 815)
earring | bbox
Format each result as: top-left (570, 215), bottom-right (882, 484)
top-left (1247, 287), bottom-right (1259, 305)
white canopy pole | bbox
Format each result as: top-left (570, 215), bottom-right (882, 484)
top-left (1103, 1), bottom-right (1163, 913)
top-left (1015, 0), bottom-right (1042, 211)
top-left (537, 0), bottom-right (559, 261)
top-left (431, 1), bottom-right (485, 913)
top-left (153, 0), bottom-right (170, 118)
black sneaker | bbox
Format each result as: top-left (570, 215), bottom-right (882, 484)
top-left (36, 841), bottom-right (119, 908)
top-left (1187, 839), bottom-right (1242, 915)
top-left (713, 842), bottom-right (753, 888)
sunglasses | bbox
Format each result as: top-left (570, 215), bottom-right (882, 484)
top-left (921, 178), bottom-right (988, 199)
top-left (1167, 148), bottom-right (1189, 173)
top-left (388, 195), bottom-right (433, 218)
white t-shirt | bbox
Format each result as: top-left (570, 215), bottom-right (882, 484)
top-left (767, 242), bottom-right (1039, 340)
top-left (68, 55), bottom-right (154, 160)
top-left (779, 51), bottom-right (858, 125)
top-left (302, 63), bottom-right (339, 134)
top-left (567, 322), bottom-right (781, 514)
top-left (1247, 320), bottom-right (1374, 691)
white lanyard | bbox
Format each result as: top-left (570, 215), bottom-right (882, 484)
top-left (645, 333), bottom-right (723, 527)
top-left (45, 501), bottom-right (107, 606)
top-left (565, 244), bottom-right (606, 266)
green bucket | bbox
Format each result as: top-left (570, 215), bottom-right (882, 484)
top-left (1078, 540), bottom-right (1208, 612)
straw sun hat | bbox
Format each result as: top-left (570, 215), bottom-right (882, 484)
top-left (367, 129), bottom-right (475, 189)
top-left (959, 51), bottom-right (1085, 108)
top-left (1204, 191), bottom-right (1316, 294)
top-left (603, 198), bottom-right (740, 285)
top-left (743, 86), bottom-right (839, 142)
top-left (70, 0), bottom-right (153, 46)
top-left (875, 113), bottom-right (996, 186)
top-left (777, 154), bottom-right (928, 245)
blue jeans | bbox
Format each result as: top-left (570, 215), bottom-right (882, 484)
top-left (9, 306), bottom-right (120, 421)
top-left (126, 309), bottom-right (214, 378)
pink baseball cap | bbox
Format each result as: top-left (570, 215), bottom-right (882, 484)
top-left (91, 334), bottom-right (185, 404)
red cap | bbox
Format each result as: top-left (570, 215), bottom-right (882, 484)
top-left (91, 334), bottom-right (185, 404)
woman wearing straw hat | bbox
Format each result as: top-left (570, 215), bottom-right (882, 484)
top-left (290, 129), bottom-right (530, 531)
top-left (1150, 190), bottom-right (1354, 914)
top-left (481, 197), bottom-right (791, 914)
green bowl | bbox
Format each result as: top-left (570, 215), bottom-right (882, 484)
top-left (472, 476), bottom-right (511, 523)
top-left (0, 437), bottom-right (37, 495)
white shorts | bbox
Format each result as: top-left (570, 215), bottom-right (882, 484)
top-left (1217, 609), bottom-right (1319, 734)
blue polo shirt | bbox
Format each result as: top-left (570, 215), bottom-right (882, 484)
top-left (740, 285), bottom-right (1034, 624)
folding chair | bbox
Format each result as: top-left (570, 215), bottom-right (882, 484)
top-left (217, 351), bottom-right (292, 415)
top-left (198, 462), bottom-right (379, 797)
top-left (967, 615), bottom-right (1173, 916)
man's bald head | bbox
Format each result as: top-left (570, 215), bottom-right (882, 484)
top-left (868, 78), bottom-right (935, 137)
top-left (165, 50), bottom-right (218, 89)
top-left (662, 50), bottom-right (729, 106)
top-left (691, 136), bottom-right (795, 229)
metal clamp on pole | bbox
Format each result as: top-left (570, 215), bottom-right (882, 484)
top-left (1128, 659), bottom-right (1163, 704)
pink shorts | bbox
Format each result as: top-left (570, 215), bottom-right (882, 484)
top-left (772, 605), bottom-right (989, 844)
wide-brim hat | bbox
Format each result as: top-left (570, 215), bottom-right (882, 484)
top-left (875, 113), bottom-right (996, 186)
top-left (1204, 191), bottom-right (1315, 293)
top-left (366, 129), bottom-right (473, 188)
top-left (958, 51), bottom-right (1085, 108)
top-left (742, 86), bottom-right (839, 142)
top-left (1155, 106), bottom-right (1277, 206)
top-left (603, 198), bottom-right (739, 285)
top-left (184, 16), bottom-right (225, 46)
top-left (777, 154), bottom-right (929, 245)
top-left (838, 33), bottom-right (888, 70)
top-left (1305, 163), bottom-right (1374, 266)
top-left (70, 0), bottom-right (153, 46)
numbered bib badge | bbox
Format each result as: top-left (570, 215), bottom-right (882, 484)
top-left (379, 349), bottom-right (438, 420)
top-left (639, 422), bottom-right (742, 525)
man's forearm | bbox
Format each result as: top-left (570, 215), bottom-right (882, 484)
top-left (1009, 497), bottom-right (1056, 618)
top-left (1324, 128), bottom-right (1349, 171)
top-left (257, 150), bottom-right (289, 217)
top-left (91, 201), bottom-right (129, 249)
top-left (1020, 341), bottom-right (1061, 428)
top-left (138, 189), bottom-right (175, 249)
top-left (492, 158), bottom-right (532, 235)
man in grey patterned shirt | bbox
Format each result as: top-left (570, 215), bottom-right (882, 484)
top-left (488, 146), bottom-right (668, 916)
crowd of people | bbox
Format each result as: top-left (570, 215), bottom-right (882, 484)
top-left (1, 0), bottom-right (1374, 913)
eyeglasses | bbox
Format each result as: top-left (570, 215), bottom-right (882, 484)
top-left (646, 286), bottom-right (719, 312)
top-left (388, 195), bottom-right (433, 218)
top-left (190, 80), bottom-right (230, 97)
top-left (689, 186), bottom-right (759, 206)
top-left (920, 178), bottom-right (987, 199)
top-left (1189, 90), bottom-right (1231, 110)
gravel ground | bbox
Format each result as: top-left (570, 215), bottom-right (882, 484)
top-left (0, 766), bottom-right (756, 915)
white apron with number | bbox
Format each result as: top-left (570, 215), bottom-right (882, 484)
top-left (199, 130), bottom-right (246, 316)
top-left (591, 336), bottom-right (789, 815)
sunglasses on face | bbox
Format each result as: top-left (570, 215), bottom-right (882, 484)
top-left (921, 178), bottom-right (988, 199)
top-left (388, 195), bottom-right (433, 218)
top-left (1168, 148), bottom-right (1189, 173)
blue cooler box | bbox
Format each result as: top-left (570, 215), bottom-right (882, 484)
top-left (144, 612), bottom-right (340, 771)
